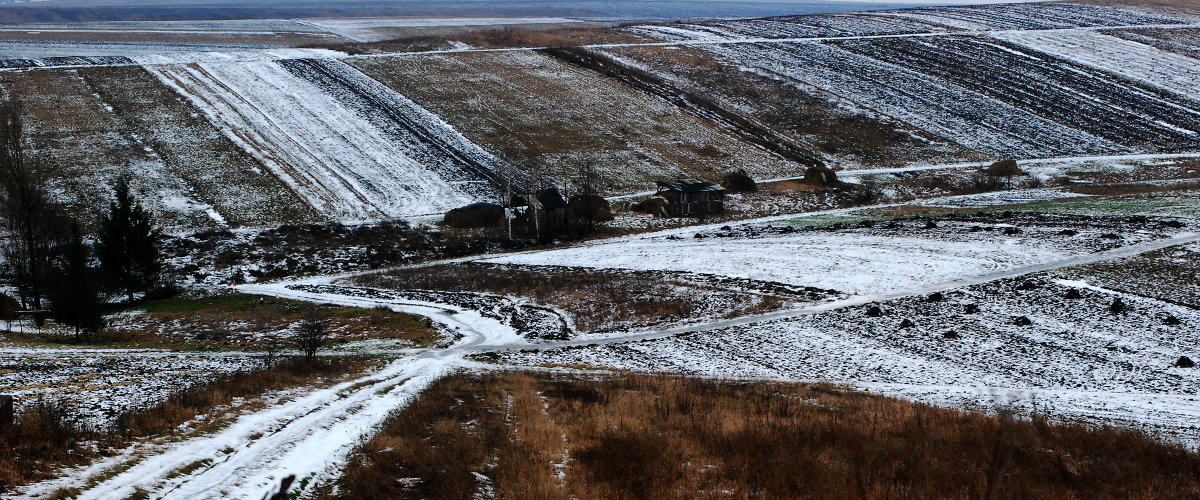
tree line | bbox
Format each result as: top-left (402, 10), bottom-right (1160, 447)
top-left (0, 101), bottom-right (163, 337)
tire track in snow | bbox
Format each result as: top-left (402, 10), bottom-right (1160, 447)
top-left (23, 286), bottom-right (526, 499)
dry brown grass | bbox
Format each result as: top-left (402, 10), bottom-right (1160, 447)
top-left (349, 50), bottom-right (800, 196)
top-left (104, 293), bottom-right (437, 348)
top-left (353, 264), bottom-right (811, 332)
top-left (324, 372), bottom-right (1200, 499)
top-left (0, 357), bottom-right (371, 492)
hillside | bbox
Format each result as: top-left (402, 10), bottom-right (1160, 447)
top-left (0, 2), bottom-right (1198, 232)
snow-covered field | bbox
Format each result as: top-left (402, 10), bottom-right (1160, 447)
top-left (626, 3), bottom-right (1200, 159)
top-left (0, 347), bottom-right (263, 428)
top-left (482, 211), bottom-right (1179, 295)
top-left (994, 29), bottom-right (1200, 101)
top-left (144, 56), bottom-right (502, 219)
top-left (497, 267), bottom-right (1200, 445)
top-left (629, 3), bottom-right (1184, 41)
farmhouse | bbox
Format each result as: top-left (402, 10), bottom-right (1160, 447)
top-left (511, 188), bottom-right (568, 241)
top-left (656, 179), bottom-right (725, 216)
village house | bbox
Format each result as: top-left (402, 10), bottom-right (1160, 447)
top-left (656, 179), bottom-right (725, 216)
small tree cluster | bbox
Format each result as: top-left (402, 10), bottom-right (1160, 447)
top-left (0, 101), bottom-right (164, 337)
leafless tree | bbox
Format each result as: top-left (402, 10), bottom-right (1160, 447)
top-left (0, 101), bottom-right (66, 310)
top-left (261, 334), bottom-right (285, 369)
top-left (294, 317), bottom-right (330, 362)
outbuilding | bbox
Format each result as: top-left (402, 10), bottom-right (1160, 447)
top-left (655, 179), bottom-right (725, 217)
top-left (511, 188), bottom-right (568, 241)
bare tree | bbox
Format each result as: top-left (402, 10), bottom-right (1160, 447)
top-left (261, 334), bottom-right (285, 369)
top-left (294, 317), bottom-right (330, 362)
top-left (0, 101), bottom-right (66, 310)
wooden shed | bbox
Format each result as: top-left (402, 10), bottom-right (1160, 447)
top-left (656, 179), bottom-right (725, 217)
top-left (511, 188), bottom-right (568, 241)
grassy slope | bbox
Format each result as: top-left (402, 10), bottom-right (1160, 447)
top-left (351, 50), bottom-right (802, 195)
top-left (82, 66), bottom-right (319, 227)
top-left (326, 371), bottom-right (1200, 499)
top-left (2, 68), bottom-right (214, 231)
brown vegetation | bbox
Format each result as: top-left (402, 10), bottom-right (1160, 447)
top-left (350, 50), bottom-right (799, 195)
top-left (353, 263), bottom-right (817, 332)
top-left (101, 292), bottom-right (437, 348)
top-left (325, 371), bottom-right (1200, 499)
top-left (0, 357), bottom-right (372, 492)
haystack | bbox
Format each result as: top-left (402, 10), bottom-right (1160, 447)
top-left (803, 166), bottom-right (838, 187)
top-left (443, 202), bottom-right (504, 228)
top-left (722, 170), bottom-right (758, 193)
top-left (567, 194), bottom-right (614, 222)
top-left (985, 159), bottom-right (1024, 177)
top-left (630, 196), bottom-right (670, 218)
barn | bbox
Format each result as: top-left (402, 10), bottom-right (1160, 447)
top-left (656, 179), bottom-right (725, 217)
top-left (511, 188), bottom-right (568, 241)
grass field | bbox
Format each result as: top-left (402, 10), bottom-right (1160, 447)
top-left (107, 292), bottom-right (439, 348)
top-left (351, 50), bottom-right (803, 195)
top-left (325, 371), bottom-right (1200, 499)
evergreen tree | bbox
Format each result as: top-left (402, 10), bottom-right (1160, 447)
top-left (95, 177), bottom-right (161, 303)
top-left (49, 226), bottom-right (104, 337)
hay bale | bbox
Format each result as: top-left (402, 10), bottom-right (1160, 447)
top-left (985, 159), bottom-right (1024, 177)
top-left (567, 195), bottom-right (614, 222)
top-left (803, 166), bottom-right (838, 187)
top-left (443, 202), bottom-right (503, 228)
top-left (630, 196), bottom-right (670, 218)
top-left (721, 170), bottom-right (758, 193)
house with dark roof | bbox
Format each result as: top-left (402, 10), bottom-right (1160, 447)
top-left (655, 179), bottom-right (725, 217)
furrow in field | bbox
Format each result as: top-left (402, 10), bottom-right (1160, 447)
top-left (831, 35), bottom-right (1200, 152)
top-left (691, 40), bottom-right (1127, 158)
top-left (994, 30), bottom-right (1200, 103)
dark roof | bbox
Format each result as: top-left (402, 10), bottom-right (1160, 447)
top-left (452, 202), bottom-right (503, 212)
top-left (512, 188), bottom-right (568, 209)
top-left (656, 178), bottom-right (724, 193)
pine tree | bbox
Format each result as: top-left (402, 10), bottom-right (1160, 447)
top-left (95, 177), bottom-right (161, 304)
top-left (49, 226), bottom-right (104, 337)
